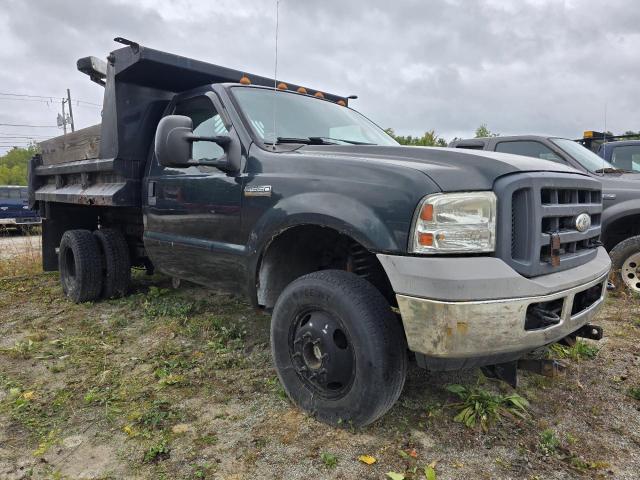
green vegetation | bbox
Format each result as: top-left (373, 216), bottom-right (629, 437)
top-left (549, 340), bottom-right (599, 361)
top-left (539, 428), bottom-right (560, 455)
top-left (474, 124), bottom-right (500, 138)
top-left (385, 128), bottom-right (448, 147)
top-left (627, 386), bottom-right (640, 401)
top-left (0, 145), bottom-right (38, 185)
top-left (320, 452), bottom-right (338, 468)
top-left (446, 384), bottom-right (529, 431)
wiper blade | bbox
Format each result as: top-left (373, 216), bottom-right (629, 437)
top-left (594, 167), bottom-right (630, 174)
top-left (270, 137), bottom-right (337, 145)
top-left (309, 136), bottom-right (375, 145)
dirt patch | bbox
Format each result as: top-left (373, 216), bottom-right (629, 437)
top-left (0, 272), bottom-right (639, 479)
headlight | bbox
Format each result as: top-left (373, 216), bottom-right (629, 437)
top-left (410, 192), bottom-right (496, 253)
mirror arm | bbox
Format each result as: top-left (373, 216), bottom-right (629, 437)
top-left (188, 157), bottom-right (235, 173)
top-left (187, 134), bottom-right (231, 147)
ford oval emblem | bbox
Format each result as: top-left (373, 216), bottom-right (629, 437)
top-left (575, 213), bottom-right (591, 233)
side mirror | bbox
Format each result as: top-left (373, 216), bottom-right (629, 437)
top-left (155, 115), bottom-right (237, 172)
top-left (155, 115), bottom-right (193, 168)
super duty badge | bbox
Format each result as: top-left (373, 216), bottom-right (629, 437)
top-left (244, 185), bottom-right (272, 197)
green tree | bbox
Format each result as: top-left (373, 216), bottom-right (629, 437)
top-left (385, 128), bottom-right (448, 147)
top-left (474, 124), bottom-right (499, 138)
top-left (0, 145), bottom-right (39, 185)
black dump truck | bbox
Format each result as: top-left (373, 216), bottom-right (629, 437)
top-left (450, 134), bottom-right (640, 294)
top-left (29, 39), bottom-right (610, 426)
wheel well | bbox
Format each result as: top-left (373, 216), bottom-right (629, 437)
top-left (604, 214), bottom-right (640, 251)
top-left (256, 225), bottom-right (396, 310)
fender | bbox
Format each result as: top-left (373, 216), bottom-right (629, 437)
top-left (244, 191), bottom-right (404, 303)
top-left (601, 199), bottom-right (640, 233)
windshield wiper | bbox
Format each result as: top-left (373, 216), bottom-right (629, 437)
top-left (268, 136), bottom-right (375, 146)
top-left (270, 137), bottom-right (337, 145)
top-left (593, 167), bottom-right (631, 174)
top-left (309, 136), bottom-right (375, 145)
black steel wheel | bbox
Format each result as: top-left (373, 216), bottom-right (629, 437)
top-left (271, 270), bottom-right (407, 427)
top-left (290, 308), bottom-right (355, 399)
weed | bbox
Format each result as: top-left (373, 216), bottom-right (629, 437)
top-left (549, 340), bottom-right (599, 361)
top-left (135, 400), bottom-right (180, 430)
top-left (143, 440), bottom-right (171, 463)
top-left (446, 384), bottom-right (529, 432)
top-left (627, 386), bottom-right (640, 401)
top-left (539, 429), bottom-right (560, 455)
top-left (143, 287), bottom-right (195, 319)
top-left (320, 452), bottom-right (338, 468)
top-left (265, 377), bottom-right (287, 400)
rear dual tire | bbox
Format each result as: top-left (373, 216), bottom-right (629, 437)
top-left (58, 228), bottom-right (130, 303)
top-left (271, 270), bottom-right (407, 427)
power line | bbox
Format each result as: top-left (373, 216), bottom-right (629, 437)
top-left (0, 123), bottom-right (59, 128)
top-left (0, 92), bottom-right (101, 107)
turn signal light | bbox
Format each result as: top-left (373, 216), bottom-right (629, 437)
top-left (314, 91), bottom-right (325, 98)
top-left (277, 82), bottom-right (288, 90)
top-left (297, 87), bottom-right (307, 94)
top-left (239, 75), bottom-right (251, 85)
top-left (419, 204), bottom-right (433, 221)
top-left (418, 232), bottom-right (433, 246)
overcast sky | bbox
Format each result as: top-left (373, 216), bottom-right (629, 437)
top-left (1, 0), bottom-right (638, 154)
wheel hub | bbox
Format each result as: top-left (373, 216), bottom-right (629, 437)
top-left (621, 252), bottom-right (640, 292)
top-left (290, 310), bottom-right (354, 398)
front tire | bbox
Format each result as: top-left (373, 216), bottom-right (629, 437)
top-left (270, 270), bottom-right (407, 427)
top-left (610, 235), bottom-right (640, 293)
top-left (58, 229), bottom-right (103, 303)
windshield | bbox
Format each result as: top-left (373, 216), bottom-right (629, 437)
top-left (550, 138), bottom-right (616, 173)
top-left (232, 87), bottom-right (398, 146)
top-left (611, 145), bottom-right (640, 172)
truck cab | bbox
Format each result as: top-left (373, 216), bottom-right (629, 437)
top-left (450, 134), bottom-right (640, 292)
top-left (30, 39), bottom-right (610, 427)
top-left (0, 185), bottom-right (41, 231)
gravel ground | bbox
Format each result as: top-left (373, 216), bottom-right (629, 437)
top-left (0, 234), bottom-right (40, 260)
top-left (0, 272), bottom-right (639, 480)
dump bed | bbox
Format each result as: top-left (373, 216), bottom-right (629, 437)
top-left (30, 40), bottom-right (348, 208)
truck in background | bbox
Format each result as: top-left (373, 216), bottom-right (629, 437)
top-left (29, 39), bottom-right (609, 426)
top-left (0, 185), bottom-right (41, 232)
top-left (579, 130), bottom-right (640, 174)
top-left (450, 134), bottom-right (640, 293)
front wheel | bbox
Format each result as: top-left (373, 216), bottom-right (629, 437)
top-left (270, 270), bottom-right (407, 427)
top-left (610, 235), bottom-right (640, 293)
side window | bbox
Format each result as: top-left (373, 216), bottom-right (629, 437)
top-left (174, 96), bottom-right (228, 161)
top-left (612, 145), bottom-right (640, 172)
top-left (495, 141), bottom-right (563, 163)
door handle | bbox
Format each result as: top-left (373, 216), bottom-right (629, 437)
top-left (148, 180), bottom-right (157, 206)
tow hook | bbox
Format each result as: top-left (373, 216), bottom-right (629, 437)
top-left (574, 323), bottom-right (603, 340)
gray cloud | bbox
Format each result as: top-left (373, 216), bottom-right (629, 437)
top-left (0, 0), bottom-right (638, 154)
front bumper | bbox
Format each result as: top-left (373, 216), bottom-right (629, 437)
top-left (377, 247), bottom-right (610, 367)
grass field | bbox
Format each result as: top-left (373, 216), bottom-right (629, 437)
top-left (0, 252), bottom-right (639, 479)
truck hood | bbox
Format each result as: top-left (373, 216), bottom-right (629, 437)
top-left (297, 145), bottom-right (585, 190)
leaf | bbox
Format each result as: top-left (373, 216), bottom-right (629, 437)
top-left (446, 384), bottom-right (467, 396)
top-left (398, 450), bottom-right (410, 459)
top-left (386, 473), bottom-right (405, 480)
top-left (425, 465), bottom-right (437, 480)
top-left (357, 455), bottom-right (377, 465)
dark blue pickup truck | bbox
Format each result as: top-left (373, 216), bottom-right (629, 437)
top-left (0, 186), bottom-right (41, 231)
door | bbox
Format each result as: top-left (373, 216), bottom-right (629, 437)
top-left (144, 94), bottom-right (245, 289)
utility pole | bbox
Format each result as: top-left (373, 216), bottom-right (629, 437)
top-left (66, 89), bottom-right (75, 132)
top-left (61, 98), bottom-right (67, 135)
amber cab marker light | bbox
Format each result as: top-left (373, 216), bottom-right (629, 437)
top-left (239, 75), bottom-right (251, 85)
top-left (420, 204), bottom-right (434, 221)
top-left (314, 91), bottom-right (325, 98)
top-left (297, 87), bottom-right (307, 94)
top-left (277, 82), bottom-right (288, 90)
top-left (418, 232), bottom-right (434, 247)
top-left (337, 99), bottom-right (346, 106)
